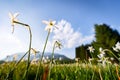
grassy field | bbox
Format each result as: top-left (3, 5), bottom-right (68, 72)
top-left (0, 61), bottom-right (119, 80)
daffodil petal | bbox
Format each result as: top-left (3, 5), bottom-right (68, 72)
top-left (8, 12), bottom-right (13, 19)
top-left (42, 20), bottom-right (49, 24)
top-left (52, 21), bottom-right (56, 25)
top-left (14, 13), bottom-right (19, 18)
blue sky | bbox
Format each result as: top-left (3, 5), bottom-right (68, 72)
top-left (0, 0), bottom-right (120, 59)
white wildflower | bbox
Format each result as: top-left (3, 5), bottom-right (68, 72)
top-left (9, 12), bottom-right (19, 33)
top-left (113, 42), bottom-right (120, 52)
top-left (42, 20), bottom-right (57, 32)
top-left (87, 46), bottom-right (95, 53)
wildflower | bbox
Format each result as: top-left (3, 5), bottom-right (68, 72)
top-left (75, 58), bottom-right (79, 62)
top-left (31, 58), bottom-right (38, 64)
top-left (113, 42), bottom-right (120, 52)
top-left (42, 56), bottom-right (45, 60)
top-left (13, 54), bottom-right (17, 61)
top-left (110, 57), bottom-right (114, 61)
top-left (99, 47), bottom-right (105, 54)
top-left (42, 20), bottom-right (57, 32)
top-left (31, 48), bottom-right (39, 56)
top-left (9, 12), bottom-right (19, 26)
top-left (113, 46), bottom-right (119, 52)
top-left (9, 12), bottom-right (19, 33)
top-left (97, 53), bottom-right (105, 59)
top-left (55, 40), bottom-right (62, 49)
top-left (116, 42), bottom-right (120, 48)
top-left (88, 58), bottom-right (93, 62)
top-left (87, 46), bottom-right (95, 53)
top-left (59, 57), bottom-right (62, 61)
top-left (46, 56), bottom-right (49, 60)
top-left (97, 57), bottom-right (109, 66)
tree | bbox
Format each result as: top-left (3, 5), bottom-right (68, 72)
top-left (93, 24), bottom-right (120, 55)
top-left (76, 23), bottom-right (120, 60)
top-left (76, 44), bottom-right (90, 61)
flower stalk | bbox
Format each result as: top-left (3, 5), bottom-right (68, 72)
top-left (9, 12), bottom-right (32, 80)
top-left (103, 49), bottom-right (120, 62)
top-left (35, 20), bottom-right (57, 80)
top-left (35, 29), bottom-right (51, 80)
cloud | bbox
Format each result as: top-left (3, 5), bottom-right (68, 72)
top-left (53, 20), bottom-right (94, 48)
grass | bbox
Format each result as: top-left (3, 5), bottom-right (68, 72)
top-left (0, 61), bottom-right (119, 80)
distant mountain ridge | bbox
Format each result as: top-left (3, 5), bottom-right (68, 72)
top-left (3, 52), bottom-right (70, 61)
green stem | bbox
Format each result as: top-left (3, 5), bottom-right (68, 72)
top-left (48, 41), bottom-right (56, 80)
top-left (5, 51), bottom-right (29, 80)
top-left (13, 21), bottom-right (32, 80)
top-left (22, 26), bottom-right (32, 80)
top-left (90, 52), bottom-right (93, 58)
top-left (14, 21), bottom-right (29, 26)
top-left (104, 49), bottom-right (120, 62)
top-left (51, 42), bottom-right (56, 63)
top-left (35, 30), bottom-right (51, 80)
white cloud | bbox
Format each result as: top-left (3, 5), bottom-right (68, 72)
top-left (53, 20), bottom-right (94, 48)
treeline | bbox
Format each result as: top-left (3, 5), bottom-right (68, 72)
top-left (76, 24), bottom-right (120, 61)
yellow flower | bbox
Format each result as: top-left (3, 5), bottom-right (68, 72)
top-left (9, 12), bottom-right (19, 33)
top-left (42, 20), bottom-right (57, 32)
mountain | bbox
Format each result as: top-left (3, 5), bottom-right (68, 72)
top-left (3, 52), bottom-right (70, 61)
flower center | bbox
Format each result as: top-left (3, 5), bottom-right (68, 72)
top-left (49, 22), bottom-right (53, 26)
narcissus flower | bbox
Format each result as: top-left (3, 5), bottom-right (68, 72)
top-left (99, 47), bottom-right (105, 54)
top-left (13, 54), bottom-right (17, 61)
top-left (113, 42), bottom-right (120, 52)
top-left (9, 12), bottom-right (19, 33)
top-left (97, 47), bottom-right (106, 59)
top-left (59, 57), bottom-right (62, 61)
top-left (42, 20), bottom-right (57, 32)
top-left (87, 46), bottom-right (95, 53)
top-left (55, 40), bottom-right (62, 49)
top-left (31, 48), bottom-right (39, 56)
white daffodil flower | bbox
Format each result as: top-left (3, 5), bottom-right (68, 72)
top-left (55, 40), bottom-right (62, 49)
top-left (98, 47), bottom-right (106, 59)
top-left (42, 56), bottom-right (45, 60)
top-left (46, 56), bottom-right (49, 60)
top-left (9, 12), bottom-right (19, 33)
top-left (42, 20), bottom-right (57, 32)
top-left (97, 53), bottom-right (105, 59)
top-left (98, 57), bottom-right (109, 66)
top-left (99, 47), bottom-right (105, 54)
top-left (31, 48), bottom-right (39, 56)
top-left (115, 42), bottom-right (120, 49)
top-left (87, 46), bottom-right (95, 53)
top-left (75, 58), bottom-right (79, 62)
top-left (59, 57), bottom-right (62, 61)
top-left (112, 46), bottom-right (119, 52)
top-left (113, 42), bottom-right (120, 52)
top-left (13, 54), bottom-right (17, 61)
top-left (110, 57), bottom-right (114, 61)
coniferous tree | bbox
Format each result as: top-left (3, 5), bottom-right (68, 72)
top-left (76, 23), bottom-right (120, 60)
top-left (93, 24), bottom-right (120, 56)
